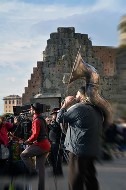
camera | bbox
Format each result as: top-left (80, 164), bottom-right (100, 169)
top-left (13, 104), bottom-right (50, 116)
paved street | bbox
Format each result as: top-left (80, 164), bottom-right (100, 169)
top-left (0, 156), bottom-right (126, 190)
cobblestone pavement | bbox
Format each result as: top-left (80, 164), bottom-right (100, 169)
top-left (0, 156), bottom-right (126, 190)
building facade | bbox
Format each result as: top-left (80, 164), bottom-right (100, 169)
top-left (3, 95), bottom-right (22, 114)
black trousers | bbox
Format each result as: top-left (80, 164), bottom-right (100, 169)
top-left (50, 143), bottom-right (63, 175)
top-left (68, 152), bottom-right (99, 190)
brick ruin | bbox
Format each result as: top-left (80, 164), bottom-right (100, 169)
top-left (22, 26), bottom-right (126, 118)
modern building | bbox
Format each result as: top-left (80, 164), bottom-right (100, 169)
top-left (3, 95), bottom-right (22, 114)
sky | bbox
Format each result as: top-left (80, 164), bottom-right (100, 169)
top-left (0, 0), bottom-right (126, 115)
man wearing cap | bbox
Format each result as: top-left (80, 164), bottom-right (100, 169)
top-left (48, 108), bottom-right (63, 176)
top-left (20, 102), bottom-right (50, 190)
top-left (57, 86), bottom-right (103, 190)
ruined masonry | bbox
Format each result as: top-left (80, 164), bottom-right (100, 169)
top-left (22, 16), bottom-right (126, 117)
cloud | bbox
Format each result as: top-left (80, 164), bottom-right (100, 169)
top-left (0, 0), bottom-right (126, 114)
top-left (6, 77), bottom-right (16, 82)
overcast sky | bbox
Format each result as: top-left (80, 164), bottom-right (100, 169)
top-left (0, 0), bottom-right (126, 114)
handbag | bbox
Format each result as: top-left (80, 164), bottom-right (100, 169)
top-left (0, 144), bottom-right (10, 159)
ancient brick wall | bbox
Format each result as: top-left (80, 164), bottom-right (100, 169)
top-left (22, 61), bottom-right (43, 105)
top-left (93, 46), bottom-right (116, 76)
top-left (115, 47), bottom-right (126, 104)
top-left (22, 27), bottom-right (126, 117)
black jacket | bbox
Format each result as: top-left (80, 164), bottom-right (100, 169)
top-left (49, 121), bottom-right (62, 143)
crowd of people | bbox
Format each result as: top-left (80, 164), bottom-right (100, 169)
top-left (0, 103), bottom-right (66, 190)
top-left (0, 86), bottom-right (126, 190)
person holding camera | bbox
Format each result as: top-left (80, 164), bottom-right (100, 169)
top-left (22, 115), bottom-right (32, 140)
top-left (20, 102), bottom-right (51, 190)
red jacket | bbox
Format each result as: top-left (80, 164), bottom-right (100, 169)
top-left (0, 122), bottom-right (13, 146)
top-left (28, 114), bottom-right (50, 151)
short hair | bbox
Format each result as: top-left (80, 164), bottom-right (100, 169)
top-left (78, 86), bottom-right (86, 95)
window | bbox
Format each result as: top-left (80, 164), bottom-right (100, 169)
top-left (9, 100), bottom-right (11, 104)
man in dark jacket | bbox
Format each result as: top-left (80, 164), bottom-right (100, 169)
top-left (57, 86), bottom-right (103, 190)
top-left (48, 108), bottom-right (63, 176)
